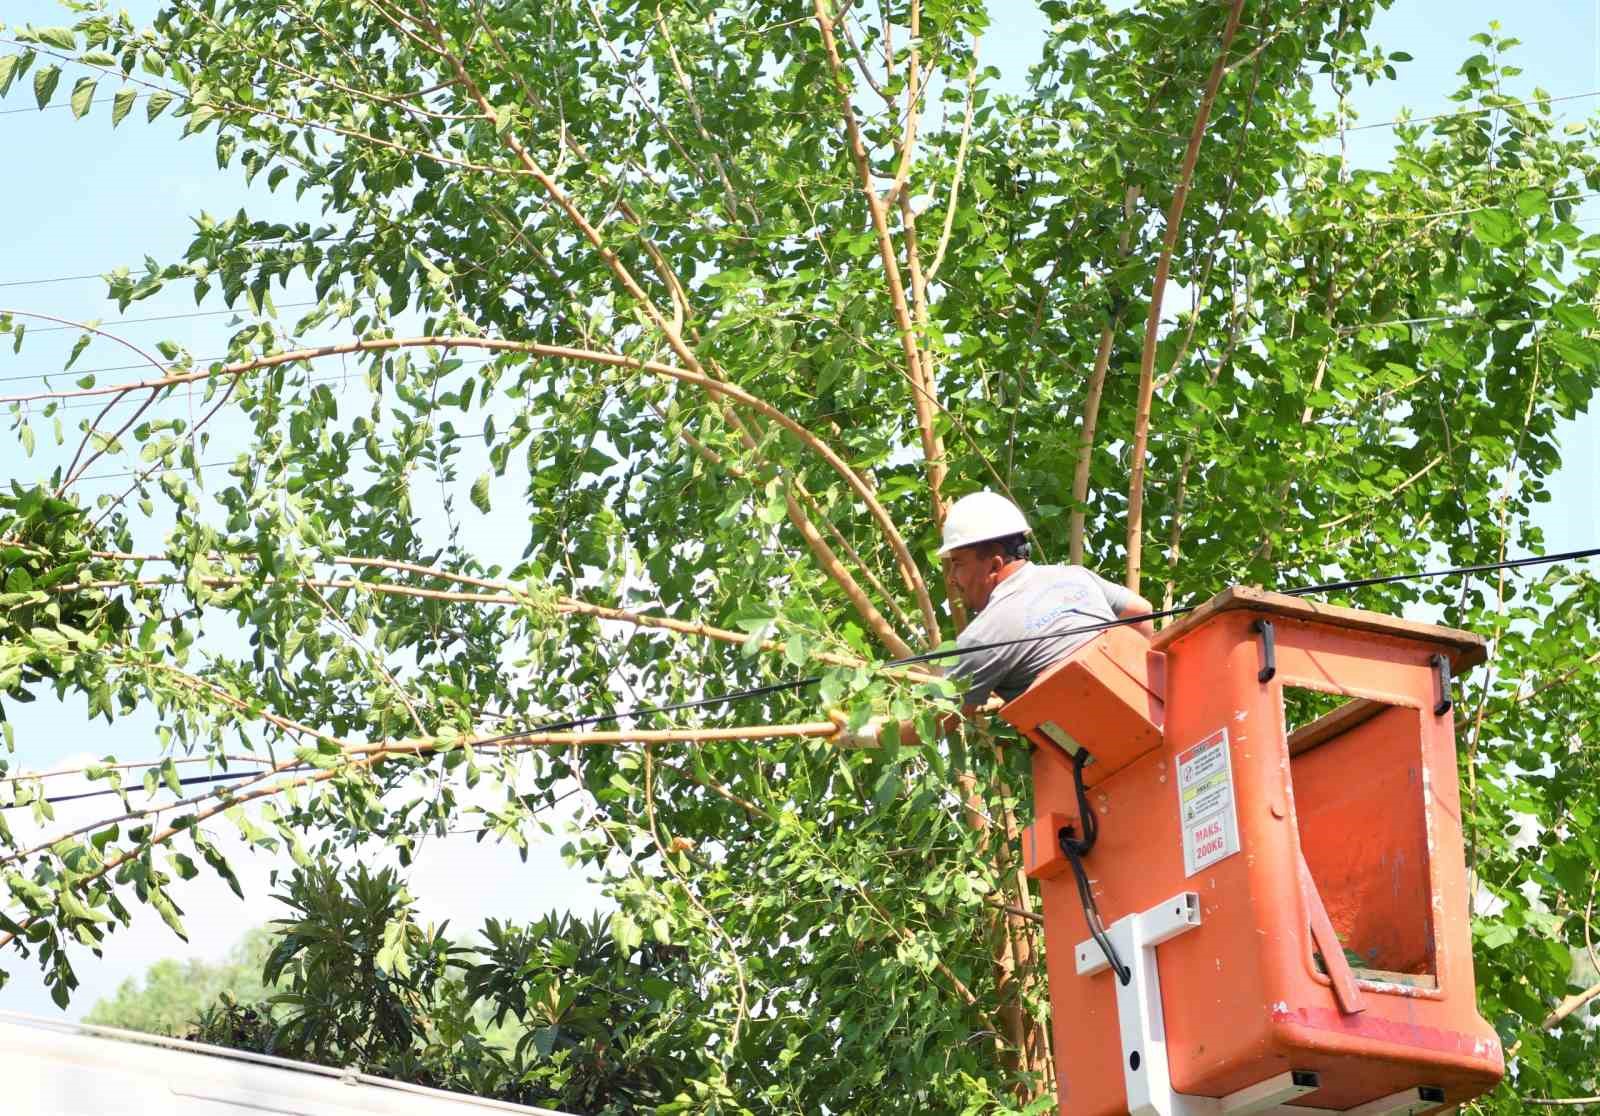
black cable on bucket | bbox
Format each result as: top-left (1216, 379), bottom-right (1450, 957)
top-left (1058, 748), bottom-right (1130, 985)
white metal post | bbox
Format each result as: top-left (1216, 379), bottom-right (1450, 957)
top-left (1074, 893), bottom-right (1339, 1116)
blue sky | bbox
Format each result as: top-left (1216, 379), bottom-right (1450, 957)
top-left (0, 1), bottom-right (1596, 1017)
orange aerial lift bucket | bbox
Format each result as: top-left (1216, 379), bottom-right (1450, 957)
top-left (1003, 587), bottom-right (1504, 1116)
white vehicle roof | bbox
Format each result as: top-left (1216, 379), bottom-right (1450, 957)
top-left (0, 1010), bottom-right (576, 1116)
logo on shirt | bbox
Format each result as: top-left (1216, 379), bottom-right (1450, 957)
top-left (1022, 585), bottom-right (1091, 632)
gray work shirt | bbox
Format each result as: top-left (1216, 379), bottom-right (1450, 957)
top-left (950, 563), bottom-right (1135, 707)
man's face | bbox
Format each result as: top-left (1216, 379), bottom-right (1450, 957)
top-left (947, 545), bottom-right (1005, 613)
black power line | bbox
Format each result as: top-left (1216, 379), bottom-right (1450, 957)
top-left (436, 543), bottom-right (1600, 748)
top-left (1282, 546), bottom-right (1600, 597)
top-left (20, 542), bottom-right (1600, 809)
top-left (34, 769), bottom-right (263, 806)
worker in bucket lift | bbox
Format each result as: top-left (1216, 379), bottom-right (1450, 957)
top-left (940, 491), bottom-right (1155, 713)
top-left (836, 491), bottom-right (1154, 747)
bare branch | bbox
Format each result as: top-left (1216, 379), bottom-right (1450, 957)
top-left (1524, 1096), bottom-right (1600, 1107)
top-left (0, 309), bottom-right (170, 494)
top-left (812, 0), bottom-right (946, 645)
top-left (1125, 0), bottom-right (1247, 593)
top-left (1068, 319), bottom-right (1118, 566)
top-left (925, 47), bottom-right (978, 286)
top-left (1067, 184), bottom-right (1141, 565)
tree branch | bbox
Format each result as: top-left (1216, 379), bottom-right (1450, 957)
top-left (412, 0), bottom-right (936, 650)
top-left (1124, 0), bottom-right (1246, 593)
top-left (1068, 185), bottom-right (1141, 565)
top-left (52, 554), bottom-right (943, 683)
top-left (924, 46), bottom-right (978, 286)
top-left (0, 309), bottom-right (170, 494)
top-left (644, 398), bottom-right (915, 654)
top-left (1524, 1097), bottom-right (1600, 1107)
top-left (6, 335), bottom-right (924, 647)
top-left (896, 189), bottom-right (961, 631)
top-left (813, 0), bottom-right (945, 646)
top-left (0, 718), bottom-right (848, 952)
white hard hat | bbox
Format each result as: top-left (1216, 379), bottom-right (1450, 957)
top-left (938, 490), bottom-right (1031, 555)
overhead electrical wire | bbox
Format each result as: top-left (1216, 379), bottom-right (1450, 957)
top-left (1342, 88), bottom-right (1600, 132)
top-left (0, 232), bottom-right (375, 291)
top-left (20, 300), bottom-right (328, 334)
top-left (0, 354), bottom-right (231, 385)
top-left (463, 543), bottom-right (1600, 744)
top-left (34, 769), bottom-right (261, 805)
top-left (21, 542), bottom-right (1600, 810)
top-left (0, 177), bottom-right (1593, 313)
top-left (2, 54), bottom-right (1595, 845)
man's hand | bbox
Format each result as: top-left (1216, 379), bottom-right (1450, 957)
top-left (827, 700), bottom-right (1001, 748)
top-left (1119, 593), bottom-right (1157, 638)
top-left (832, 709), bottom-right (896, 741)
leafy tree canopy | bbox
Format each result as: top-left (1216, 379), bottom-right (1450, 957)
top-left (83, 923), bottom-right (276, 1033)
top-left (1, 0), bottom-right (1598, 1110)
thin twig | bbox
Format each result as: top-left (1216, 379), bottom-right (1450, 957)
top-left (924, 44), bottom-right (978, 286)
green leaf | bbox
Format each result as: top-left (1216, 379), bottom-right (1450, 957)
top-left (32, 64), bottom-right (61, 109)
top-left (872, 769), bottom-right (900, 810)
top-left (1468, 208), bottom-right (1518, 248)
top-left (110, 87), bottom-right (137, 127)
top-left (1514, 188), bottom-right (1547, 218)
top-left (470, 473), bottom-right (491, 513)
top-left (36, 27), bottom-right (77, 51)
top-left (58, 890), bottom-right (112, 923)
top-left (1477, 921), bottom-right (1517, 949)
top-left (145, 89), bottom-right (173, 121)
top-left (19, 424), bottom-right (34, 458)
top-left (784, 632), bottom-right (810, 667)
top-left (610, 911), bottom-right (642, 952)
top-left (1552, 302), bottom-right (1600, 332)
top-left (59, 334), bottom-right (94, 374)
top-left (69, 76), bottom-right (96, 118)
top-left (293, 745), bottom-right (341, 770)
top-left (150, 891), bottom-right (187, 940)
top-left (0, 55), bottom-right (19, 96)
top-left (30, 627), bottom-right (69, 651)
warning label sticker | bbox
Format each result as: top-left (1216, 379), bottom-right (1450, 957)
top-left (1177, 728), bottom-right (1240, 877)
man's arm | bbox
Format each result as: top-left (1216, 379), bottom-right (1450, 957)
top-left (842, 698), bottom-right (1001, 748)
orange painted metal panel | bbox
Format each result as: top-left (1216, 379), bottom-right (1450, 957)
top-left (1294, 704), bottom-right (1434, 978)
top-left (1002, 623), bottom-right (1164, 787)
top-left (1024, 810), bottom-right (1074, 882)
top-left (1004, 589), bottom-right (1503, 1116)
